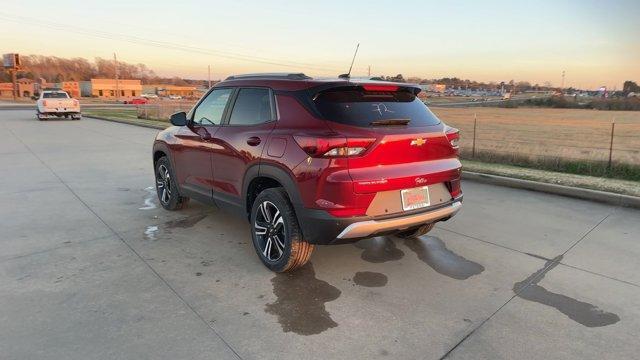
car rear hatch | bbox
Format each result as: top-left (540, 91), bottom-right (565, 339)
top-left (309, 83), bottom-right (461, 195)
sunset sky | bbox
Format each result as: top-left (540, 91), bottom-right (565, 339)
top-left (1, 0), bottom-right (638, 89)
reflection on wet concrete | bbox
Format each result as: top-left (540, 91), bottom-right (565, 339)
top-left (353, 271), bottom-right (388, 287)
top-left (265, 263), bottom-right (341, 335)
top-left (143, 225), bottom-right (158, 240)
top-left (355, 237), bottom-right (404, 263)
top-left (165, 214), bottom-right (207, 229)
top-left (139, 186), bottom-right (157, 210)
top-left (514, 255), bottom-right (620, 327)
top-left (403, 236), bottom-right (484, 280)
top-left (142, 214), bottom-right (208, 241)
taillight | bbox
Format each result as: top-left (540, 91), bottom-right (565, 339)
top-left (447, 179), bottom-right (462, 198)
top-left (293, 135), bottom-right (375, 158)
top-left (445, 126), bottom-right (460, 151)
top-left (73, 99), bottom-right (79, 106)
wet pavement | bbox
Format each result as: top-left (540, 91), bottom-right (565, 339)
top-left (1, 110), bottom-right (639, 360)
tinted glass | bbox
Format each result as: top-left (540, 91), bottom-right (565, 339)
top-left (192, 88), bottom-right (233, 125)
top-left (43, 92), bottom-right (69, 98)
top-left (228, 88), bottom-right (272, 125)
top-left (313, 88), bottom-right (441, 127)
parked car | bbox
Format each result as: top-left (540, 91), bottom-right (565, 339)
top-left (36, 90), bottom-right (81, 120)
top-left (152, 73), bottom-right (463, 272)
top-left (124, 98), bottom-right (148, 105)
top-left (168, 95), bottom-right (182, 100)
top-left (141, 93), bottom-right (159, 99)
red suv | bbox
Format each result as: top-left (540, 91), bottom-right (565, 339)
top-left (152, 73), bottom-right (462, 272)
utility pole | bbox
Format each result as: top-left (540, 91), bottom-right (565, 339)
top-left (561, 70), bottom-right (565, 90)
top-left (11, 69), bottom-right (17, 101)
top-left (114, 53), bottom-right (119, 102)
top-left (367, 65), bottom-right (371, 77)
top-left (208, 65), bottom-right (211, 88)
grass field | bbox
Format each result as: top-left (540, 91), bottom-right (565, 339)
top-left (431, 107), bottom-right (640, 180)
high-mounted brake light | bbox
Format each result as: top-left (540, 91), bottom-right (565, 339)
top-left (362, 85), bottom-right (399, 92)
top-left (293, 135), bottom-right (375, 158)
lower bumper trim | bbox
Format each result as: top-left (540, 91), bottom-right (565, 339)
top-left (336, 201), bottom-right (462, 239)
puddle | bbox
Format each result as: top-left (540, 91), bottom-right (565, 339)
top-left (403, 236), bottom-right (484, 280)
top-left (142, 214), bottom-right (207, 241)
top-left (165, 214), bottom-right (207, 229)
top-left (353, 271), bottom-right (388, 287)
top-left (355, 237), bottom-right (404, 263)
top-left (265, 263), bottom-right (341, 335)
top-left (139, 186), bottom-right (157, 210)
top-left (514, 255), bottom-right (620, 327)
top-left (144, 225), bottom-right (158, 240)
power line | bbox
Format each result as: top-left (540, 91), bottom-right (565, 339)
top-left (0, 12), bottom-right (348, 74)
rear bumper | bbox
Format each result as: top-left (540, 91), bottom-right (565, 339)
top-left (296, 196), bottom-right (462, 245)
top-left (337, 200), bottom-right (461, 239)
top-left (38, 111), bottom-right (81, 117)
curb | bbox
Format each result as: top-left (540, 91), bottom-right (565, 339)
top-left (85, 115), bottom-right (168, 130)
top-left (463, 171), bottom-right (640, 209)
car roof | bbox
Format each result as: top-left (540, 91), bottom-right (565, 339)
top-left (215, 73), bottom-right (421, 93)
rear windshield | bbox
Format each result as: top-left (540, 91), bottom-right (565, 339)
top-left (43, 92), bottom-right (69, 98)
top-left (312, 88), bottom-right (440, 127)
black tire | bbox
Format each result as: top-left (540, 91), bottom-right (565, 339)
top-left (395, 222), bottom-right (435, 238)
top-left (155, 156), bottom-right (189, 210)
top-left (250, 187), bottom-right (313, 272)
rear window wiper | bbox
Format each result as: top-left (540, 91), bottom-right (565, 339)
top-left (369, 119), bottom-right (411, 126)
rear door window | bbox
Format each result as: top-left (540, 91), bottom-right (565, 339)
top-left (228, 88), bottom-right (273, 126)
top-left (313, 87), bottom-right (440, 127)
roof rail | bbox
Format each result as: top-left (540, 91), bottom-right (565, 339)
top-left (225, 73), bottom-right (312, 81)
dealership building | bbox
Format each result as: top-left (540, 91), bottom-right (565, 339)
top-left (79, 79), bottom-right (143, 98)
top-left (0, 78), bottom-right (35, 98)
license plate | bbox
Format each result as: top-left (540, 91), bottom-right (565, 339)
top-left (401, 186), bottom-right (430, 211)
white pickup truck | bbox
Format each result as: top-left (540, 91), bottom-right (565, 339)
top-left (36, 90), bottom-right (82, 120)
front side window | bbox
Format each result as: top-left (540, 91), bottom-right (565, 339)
top-left (228, 88), bottom-right (272, 126)
top-left (192, 88), bottom-right (233, 125)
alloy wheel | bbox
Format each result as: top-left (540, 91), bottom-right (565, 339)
top-left (254, 201), bottom-right (286, 261)
top-left (156, 164), bottom-right (172, 205)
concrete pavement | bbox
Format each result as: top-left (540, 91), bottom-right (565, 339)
top-left (1, 110), bottom-right (638, 359)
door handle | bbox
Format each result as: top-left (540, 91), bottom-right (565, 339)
top-left (247, 136), bottom-right (261, 146)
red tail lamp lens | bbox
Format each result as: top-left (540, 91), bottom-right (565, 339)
top-left (293, 136), bottom-right (375, 158)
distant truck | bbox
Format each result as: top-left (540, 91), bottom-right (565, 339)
top-left (36, 90), bottom-right (81, 120)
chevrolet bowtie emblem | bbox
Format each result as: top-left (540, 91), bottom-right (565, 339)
top-left (411, 138), bottom-right (426, 146)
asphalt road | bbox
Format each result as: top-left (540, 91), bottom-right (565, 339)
top-left (1, 109), bottom-right (638, 360)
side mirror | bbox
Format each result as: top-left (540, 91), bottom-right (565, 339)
top-left (170, 111), bottom-right (188, 126)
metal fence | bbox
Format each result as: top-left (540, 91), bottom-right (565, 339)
top-left (447, 112), bottom-right (640, 173)
top-left (136, 101), bottom-right (196, 121)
